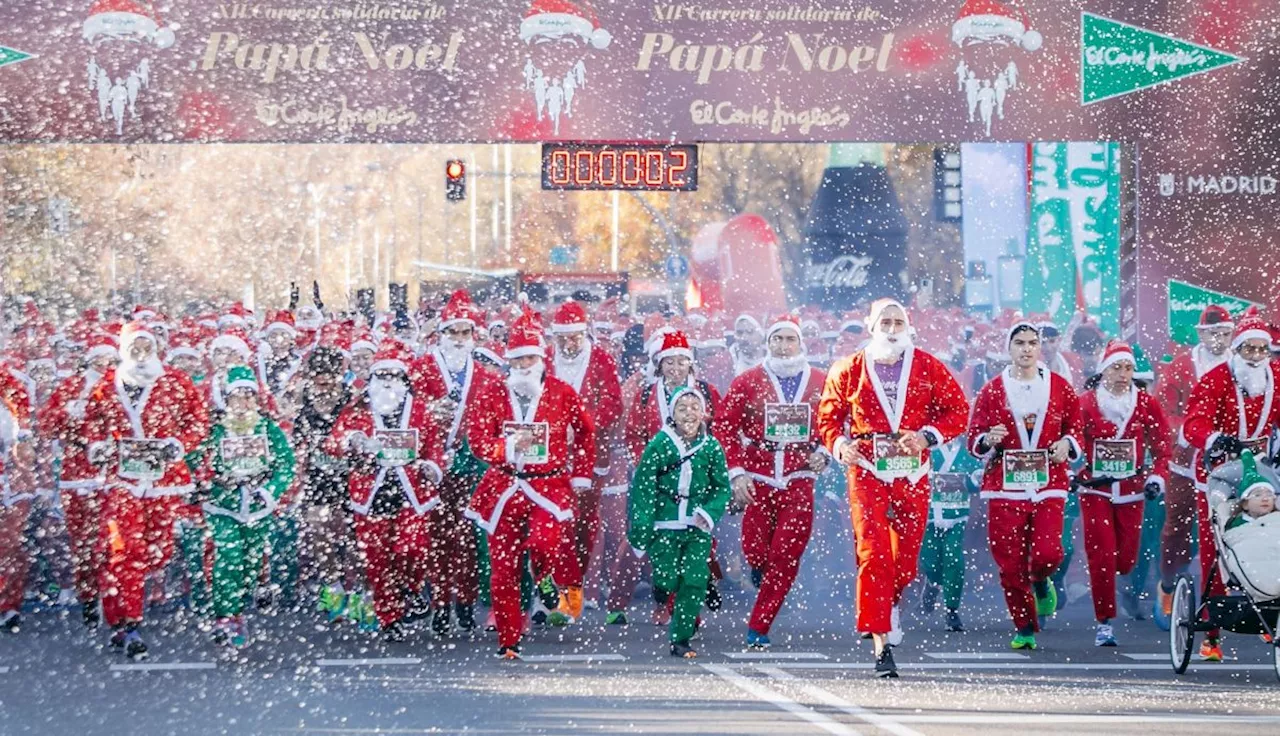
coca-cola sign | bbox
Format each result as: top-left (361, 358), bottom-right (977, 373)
top-left (806, 255), bottom-right (873, 290)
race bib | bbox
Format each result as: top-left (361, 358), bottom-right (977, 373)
top-left (873, 434), bottom-right (922, 478)
top-left (1092, 439), bottom-right (1137, 479)
top-left (117, 438), bottom-right (167, 481)
top-left (930, 473), bottom-right (970, 509)
top-left (504, 421), bottom-right (549, 464)
top-left (1002, 450), bottom-right (1049, 490)
top-left (375, 429), bottom-right (419, 467)
top-left (764, 403), bottom-right (811, 444)
top-left (221, 434), bottom-right (269, 478)
top-left (1243, 437), bottom-right (1270, 458)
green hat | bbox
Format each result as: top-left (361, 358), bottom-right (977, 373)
top-left (1238, 451), bottom-right (1275, 499)
top-left (225, 365), bottom-right (259, 394)
top-left (666, 384), bottom-right (706, 417)
top-left (1132, 344), bottom-right (1155, 381)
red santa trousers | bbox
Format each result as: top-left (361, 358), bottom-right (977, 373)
top-left (1159, 473), bottom-right (1199, 583)
top-left (0, 501), bottom-right (31, 613)
top-left (98, 488), bottom-right (179, 626)
top-left (987, 497), bottom-right (1065, 632)
top-left (487, 492), bottom-right (564, 648)
top-left (354, 508), bottom-right (432, 627)
top-left (1079, 494), bottom-right (1146, 622)
top-left (553, 481), bottom-right (597, 589)
top-left (62, 491), bottom-right (104, 605)
top-left (848, 468), bottom-right (929, 633)
top-left (425, 473), bottom-right (479, 609)
top-left (742, 478), bottom-right (814, 635)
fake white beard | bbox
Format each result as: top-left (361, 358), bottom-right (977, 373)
top-left (1232, 354), bottom-right (1269, 397)
top-left (865, 330), bottom-right (912, 362)
top-left (369, 378), bottom-right (408, 416)
top-left (119, 357), bottom-right (162, 387)
top-left (731, 344), bottom-right (764, 374)
top-left (507, 362), bottom-right (545, 398)
top-left (555, 343), bottom-right (590, 386)
top-left (765, 353), bottom-right (808, 378)
top-left (439, 339), bottom-right (474, 374)
top-left (1096, 384), bottom-right (1135, 427)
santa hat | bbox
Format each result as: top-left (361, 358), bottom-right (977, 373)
top-left (519, 0), bottom-right (612, 50)
top-left (951, 0), bottom-right (1042, 52)
top-left (1232, 307), bottom-right (1271, 351)
top-left (594, 297), bottom-right (620, 332)
top-left (1005, 320), bottom-right (1040, 348)
top-left (218, 303), bottom-right (253, 330)
top-left (734, 313), bottom-right (763, 334)
top-left (439, 289), bottom-right (478, 331)
top-left (865, 298), bottom-right (911, 333)
top-left (551, 301), bottom-right (590, 334)
top-left (1197, 304), bottom-right (1234, 329)
top-left (164, 330), bottom-right (201, 363)
top-left (370, 341), bottom-right (413, 375)
top-left (263, 310), bottom-right (297, 336)
top-left (505, 313), bottom-right (548, 360)
top-left (82, 0), bottom-right (176, 49)
top-left (295, 305), bottom-right (324, 332)
top-left (224, 365), bottom-right (259, 394)
top-left (118, 321), bottom-right (157, 351)
top-left (766, 314), bottom-right (803, 341)
top-left (1096, 340), bottom-right (1136, 374)
top-left (350, 328), bottom-right (379, 356)
top-left (475, 344), bottom-right (506, 367)
top-left (85, 333), bottom-right (120, 363)
top-left (654, 330), bottom-right (694, 364)
top-left (131, 304), bottom-right (158, 322)
top-left (209, 328), bottom-right (253, 361)
top-left (697, 315), bottom-right (728, 349)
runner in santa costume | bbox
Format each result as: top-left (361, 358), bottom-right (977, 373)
top-left (547, 300), bottom-right (623, 626)
top-left (1177, 308), bottom-right (1280, 661)
top-left (326, 342), bottom-right (446, 642)
top-left (730, 314), bottom-right (767, 377)
top-left (0, 364), bottom-right (34, 633)
top-left (967, 321), bottom-right (1082, 652)
top-left (1076, 342), bottom-right (1172, 647)
top-left (463, 313), bottom-right (596, 659)
top-left (717, 314), bottom-right (829, 649)
top-left (1152, 304), bottom-right (1233, 628)
top-left (42, 333), bottom-right (117, 627)
top-left (817, 299), bottom-right (970, 677)
top-left (82, 321), bottom-right (209, 659)
top-left (410, 290), bottom-right (506, 636)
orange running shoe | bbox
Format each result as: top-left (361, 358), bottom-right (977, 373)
top-left (1199, 638), bottom-right (1223, 662)
top-left (1159, 587), bottom-right (1173, 618)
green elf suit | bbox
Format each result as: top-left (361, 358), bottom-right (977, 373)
top-left (186, 367), bottom-right (296, 620)
top-left (919, 437), bottom-right (981, 612)
top-left (627, 386), bottom-right (731, 645)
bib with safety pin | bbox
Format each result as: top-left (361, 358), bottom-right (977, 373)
top-left (1242, 436), bottom-right (1270, 458)
top-left (221, 434), bottom-right (269, 478)
top-left (764, 403), bottom-right (810, 444)
top-left (504, 421), bottom-right (549, 464)
top-left (117, 438), bottom-right (168, 482)
top-left (873, 434), bottom-right (922, 478)
top-left (375, 429), bottom-right (419, 467)
top-left (1003, 449), bottom-right (1049, 490)
top-left (1092, 439), bottom-right (1137, 479)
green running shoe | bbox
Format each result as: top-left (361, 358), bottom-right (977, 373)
top-left (605, 611), bottom-right (628, 626)
top-left (1010, 632), bottom-right (1038, 650)
top-left (1034, 581), bottom-right (1057, 617)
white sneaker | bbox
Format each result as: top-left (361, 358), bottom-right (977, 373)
top-left (1095, 623), bottom-right (1117, 647)
top-left (888, 605), bottom-right (904, 647)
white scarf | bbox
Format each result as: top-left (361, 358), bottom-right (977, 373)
top-left (1096, 384), bottom-right (1136, 428)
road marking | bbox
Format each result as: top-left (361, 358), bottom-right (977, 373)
top-left (923, 652), bottom-right (1029, 660)
top-left (724, 652), bottom-right (830, 660)
top-left (699, 663), bottom-right (863, 736)
top-left (316, 658), bottom-right (421, 667)
top-left (0, 666), bottom-right (9, 674)
top-left (1121, 653), bottom-right (1169, 661)
top-left (764, 662), bottom-right (1275, 671)
top-left (887, 714), bottom-right (1280, 725)
top-left (109, 662), bottom-right (217, 672)
top-left (760, 666), bottom-right (925, 736)
top-left (521, 654), bottom-right (627, 663)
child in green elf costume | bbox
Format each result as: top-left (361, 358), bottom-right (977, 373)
top-left (628, 385), bottom-right (731, 658)
top-left (186, 365), bottom-right (295, 648)
top-left (918, 437), bottom-right (982, 632)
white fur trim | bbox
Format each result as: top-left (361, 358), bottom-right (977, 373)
top-left (865, 299), bottom-right (910, 333)
top-left (551, 321), bottom-right (589, 334)
top-left (1232, 329), bottom-right (1271, 350)
top-left (86, 344), bottom-right (119, 362)
top-left (505, 345), bottom-right (545, 360)
top-left (692, 507), bottom-right (715, 532)
top-left (766, 320), bottom-right (801, 340)
top-left (369, 359), bottom-right (408, 374)
top-left (226, 379), bottom-right (258, 393)
top-left (265, 321), bottom-right (297, 336)
top-left (571, 477), bottom-right (592, 490)
top-left (1097, 348), bottom-right (1136, 374)
top-left (351, 340), bottom-right (378, 355)
top-left (209, 334), bottom-right (251, 359)
top-left (164, 347), bottom-right (199, 362)
top-left (655, 347), bottom-right (693, 363)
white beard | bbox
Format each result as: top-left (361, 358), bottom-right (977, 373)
top-left (865, 331), bottom-right (912, 363)
top-left (508, 362), bottom-right (545, 399)
top-left (731, 344), bottom-right (763, 376)
top-left (439, 340), bottom-right (474, 374)
top-left (369, 378), bottom-right (408, 416)
top-left (765, 353), bottom-right (807, 378)
top-left (554, 345), bottom-right (590, 389)
top-left (119, 357), bottom-right (162, 387)
top-left (1096, 385), bottom-right (1135, 427)
top-left (1232, 354), bottom-right (1270, 397)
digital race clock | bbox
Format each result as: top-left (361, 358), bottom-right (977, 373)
top-left (541, 143), bottom-right (699, 191)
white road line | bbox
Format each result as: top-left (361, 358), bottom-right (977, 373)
top-left (109, 662), bottom-right (217, 672)
top-left (520, 654), bottom-right (627, 663)
top-left (923, 652), bottom-right (1029, 660)
top-left (888, 714), bottom-right (1280, 725)
top-left (760, 666), bottom-right (926, 736)
top-left (765, 662), bottom-right (1275, 671)
top-left (1121, 653), bottom-right (1169, 661)
top-left (316, 658), bottom-right (421, 667)
top-left (724, 652), bottom-right (830, 660)
top-left (0, 666), bottom-right (10, 674)
top-left (699, 663), bottom-right (863, 736)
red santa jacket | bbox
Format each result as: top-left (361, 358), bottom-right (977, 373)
top-left (716, 363), bottom-right (827, 489)
top-left (324, 392), bottom-right (445, 516)
top-left (410, 349), bottom-right (507, 457)
top-left (82, 367), bottom-right (209, 497)
top-left (0, 368), bottom-right (33, 504)
top-left (552, 344), bottom-right (623, 475)
top-left (42, 371), bottom-right (107, 494)
top-left (464, 376), bottom-right (596, 534)
top-left (1078, 386), bottom-right (1173, 504)
top-left (817, 347), bottom-right (970, 485)
top-left (967, 367), bottom-right (1082, 501)
top-left (1155, 346), bottom-right (1228, 479)
top-left (1181, 360), bottom-right (1280, 486)
top-left (624, 377), bottom-right (723, 463)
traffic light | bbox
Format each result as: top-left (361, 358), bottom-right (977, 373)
top-left (446, 159), bottom-right (466, 202)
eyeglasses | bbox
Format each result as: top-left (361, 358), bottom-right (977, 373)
top-left (1238, 344), bottom-right (1270, 358)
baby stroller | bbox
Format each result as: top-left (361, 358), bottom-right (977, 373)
top-left (1168, 456), bottom-right (1280, 679)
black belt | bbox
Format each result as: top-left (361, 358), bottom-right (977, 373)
top-left (743, 435), bottom-right (817, 454)
top-left (497, 468), bottom-right (561, 481)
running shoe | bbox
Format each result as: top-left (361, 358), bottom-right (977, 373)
top-left (887, 605), bottom-right (904, 647)
top-left (605, 611), bottom-right (628, 626)
top-left (1199, 638), bottom-right (1223, 662)
top-left (945, 610), bottom-right (965, 632)
top-left (1, 611), bottom-right (20, 634)
top-left (455, 603), bottom-right (476, 633)
top-left (1010, 632), bottom-right (1038, 650)
top-left (1095, 623), bottom-right (1117, 647)
top-left (125, 629), bottom-right (148, 661)
top-left (874, 647), bottom-right (899, 678)
top-left (1033, 580), bottom-right (1057, 617)
top-left (745, 628), bottom-right (771, 650)
top-left (671, 640), bottom-right (697, 659)
top-left (920, 584), bottom-right (940, 614)
top-left (1153, 585), bottom-right (1173, 632)
top-left (430, 608), bottom-right (451, 638)
top-left (496, 645), bottom-right (521, 660)
top-left (382, 620), bottom-right (407, 644)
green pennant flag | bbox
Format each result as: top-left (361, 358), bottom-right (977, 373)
top-left (1167, 279), bottom-right (1260, 347)
top-left (0, 46), bottom-right (34, 70)
top-left (1081, 13), bottom-right (1245, 105)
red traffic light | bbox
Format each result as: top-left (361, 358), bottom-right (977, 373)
top-left (446, 160), bottom-right (465, 180)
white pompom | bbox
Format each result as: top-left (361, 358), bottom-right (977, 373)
top-left (153, 26), bottom-right (176, 50)
top-left (590, 27), bottom-right (611, 50)
top-left (1021, 29), bottom-right (1042, 52)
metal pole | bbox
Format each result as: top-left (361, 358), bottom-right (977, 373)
top-left (504, 144), bottom-right (513, 258)
top-left (469, 146), bottom-right (478, 270)
top-left (611, 190), bottom-right (620, 271)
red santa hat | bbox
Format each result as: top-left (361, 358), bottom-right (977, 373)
top-left (1196, 304), bottom-right (1234, 329)
top-left (131, 304), bottom-right (158, 322)
top-left (734, 313), bottom-right (763, 334)
top-left (164, 330), bottom-right (201, 363)
top-left (519, 0), bottom-right (612, 50)
top-left (85, 333), bottom-right (120, 363)
top-left (1005, 319), bottom-right (1040, 348)
top-left (263, 310), bottom-right (297, 336)
top-left (642, 313), bottom-right (668, 343)
top-left (208, 328), bottom-right (253, 361)
top-left (82, 0), bottom-right (176, 49)
top-left (505, 313), bottom-right (548, 360)
top-left (475, 343), bottom-right (506, 367)
top-left (654, 330), bottom-right (694, 364)
top-left (370, 341), bottom-right (414, 375)
top-left (551, 301), bottom-right (590, 334)
top-left (766, 314), bottom-right (803, 341)
top-left (865, 298), bottom-right (911, 333)
top-left (951, 0), bottom-right (1041, 52)
top-left (1232, 307), bottom-right (1271, 351)
top-left (439, 289), bottom-right (479, 331)
top-left (218, 302), bottom-right (253, 331)
top-left (697, 315), bottom-right (728, 349)
top-left (594, 297), bottom-right (620, 332)
top-left (117, 321), bottom-right (157, 351)
top-left (1096, 341), bottom-right (1136, 374)
top-left (350, 328), bottom-right (379, 356)
top-left (295, 305), bottom-right (324, 332)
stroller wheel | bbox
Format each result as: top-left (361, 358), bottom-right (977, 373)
top-left (1273, 640), bottom-right (1280, 683)
top-left (1169, 574), bottom-right (1195, 675)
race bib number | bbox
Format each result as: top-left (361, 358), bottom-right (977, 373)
top-left (873, 434), bottom-right (922, 478)
top-left (117, 438), bottom-right (167, 482)
top-left (375, 429), bottom-right (419, 467)
top-left (930, 473), bottom-right (969, 509)
top-left (504, 422), bottom-right (550, 464)
top-left (1092, 439), bottom-right (1137, 479)
top-left (764, 403), bottom-right (811, 444)
top-left (1003, 450), bottom-right (1049, 490)
top-left (1243, 437), bottom-right (1270, 458)
top-left (221, 435), bottom-right (269, 478)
